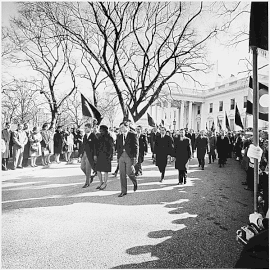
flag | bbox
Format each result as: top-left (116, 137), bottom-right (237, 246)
top-left (247, 77), bottom-right (268, 121)
top-left (249, 2), bottom-right (268, 52)
top-left (225, 112), bottom-right (230, 131)
top-left (235, 104), bottom-right (244, 129)
top-left (147, 113), bottom-right (156, 127)
top-left (211, 121), bottom-right (215, 132)
top-left (206, 123), bottom-right (208, 131)
top-left (161, 120), bottom-right (164, 126)
top-left (217, 117), bottom-right (222, 130)
top-left (81, 94), bottom-right (103, 124)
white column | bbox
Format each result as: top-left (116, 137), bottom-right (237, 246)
top-left (155, 104), bottom-right (158, 123)
top-left (188, 101), bottom-right (193, 130)
top-left (180, 101), bottom-right (185, 129)
top-left (200, 102), bottom-right (206, 131)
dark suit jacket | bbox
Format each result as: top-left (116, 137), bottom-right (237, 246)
top-left (150, 131), bottom-right (160, 152)
top-left (195, 135), bottom-right (209, 159)
top-left (154, 134), bottom-right (174, 167)
top-left (81, 132), bottom-right (97, 168)
top-left (116, 131), bottom-right (139, 160)
top-left (138, 134), bottom-right (148, 155)
top-left (173, 136), bottom-right (192, 170)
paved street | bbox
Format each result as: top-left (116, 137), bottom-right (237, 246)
top-left (2, 154), bottom-right (253, 268)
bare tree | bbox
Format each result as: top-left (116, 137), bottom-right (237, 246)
top-left (2, 79), bottom-right (40, 124)
top-left (38, 2), bottom-right (220, 122)
top-left (6, 2), bottom-right (79, 127)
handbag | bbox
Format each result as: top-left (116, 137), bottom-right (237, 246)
top-left (31, 144), bottom-right (38, 152)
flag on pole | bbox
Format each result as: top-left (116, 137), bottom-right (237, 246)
top-left (206, 123), bottom-right (208, 131)
top-left (211, 121), bottom-right (215, 132)
top-left (147, 113), bottom-right (156, 127)
top-left (247, 77), bottom-right (268, 121)
top-left (217, 117), bottom-right (222, 130)
top-left (81, 94), bottom-right (103, 124)
top-left (235, 104), bottom-right (244, 129)
top-left (161, 120), bottom-right (165, 126)
top-left (249, 2), bottom-right (268, 53)
top-left (225, 112), bottom-right (230, 131)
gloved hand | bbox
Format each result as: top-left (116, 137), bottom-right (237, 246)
top-left (249, 212), bottom-right (263, 227)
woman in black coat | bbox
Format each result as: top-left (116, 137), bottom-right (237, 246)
top-left (95, 125), bottom-right (114, 190)
top-left (53, 126), bottom-right (64, 163)
top-left (173, 129), bottom-right (192, 184)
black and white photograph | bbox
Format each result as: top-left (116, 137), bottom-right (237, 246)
top-left (1, 1), bottom-right (269, 269)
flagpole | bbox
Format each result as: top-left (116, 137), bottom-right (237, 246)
top-left (252, 46), bottom-right (259, 213)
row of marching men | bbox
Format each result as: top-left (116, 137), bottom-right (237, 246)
top-left (79, 120), bottom-right (234, 197)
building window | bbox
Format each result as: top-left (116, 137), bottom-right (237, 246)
top-left (219, 101), bottom-right (223, 112)
top-left (230, 99), bottom-right (235, 110)
top-left (244, 96), bottom-right (247, 108)
top-left (197, 105), bottom-right (201, 115)
top-left (209, 103), bottom-right (213, 113)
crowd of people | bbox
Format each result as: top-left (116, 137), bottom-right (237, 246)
top-left (1, 119), bottom-right (269, 267)
top-left (1, 121), bottom-right (268, 206)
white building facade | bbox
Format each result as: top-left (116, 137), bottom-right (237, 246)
top-left (148, 75), bottom-right (268, 131)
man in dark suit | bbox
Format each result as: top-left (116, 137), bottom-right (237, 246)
top-left (116, 121), bottom-right (139, 197)
top-left (154, 126), bottom-right (174, 182)
top-left (195, 130), bottom-right (209, 170)
top-left (80, 123), bottom-right (97, 188)
top-left (135, 125), bottom-right (148, 176)
top-left (149, 126), bottom-right (159, 163)
top-left (173, 129), bottom-right (192, 184)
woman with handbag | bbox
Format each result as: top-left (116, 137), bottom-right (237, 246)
top-left (29, 127), bottom-right (42, 167)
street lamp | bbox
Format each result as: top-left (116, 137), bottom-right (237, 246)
top-left (173, 118), bottom-right (176, 130)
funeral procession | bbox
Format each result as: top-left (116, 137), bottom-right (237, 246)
top-left (1, 2), bottom-right (269, 269)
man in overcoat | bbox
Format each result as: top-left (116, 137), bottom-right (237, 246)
top-left (216, 131), bottom-right (230, 167)
top-left (22, 123), bottom-right (31, 167)
top-left (135, 125), bottom-right (148, 176)
top-left (2, 122), bottom-right (12, 170)
top-left (173, 129), bottom-right (192, 184)
top-left (149, 126), bottom-right (159, 163)
top-left (80, 123), bottom-right (97, 188)
top-left (154, 126), bottom-right (174, 182)
top-left (208, 131), bottom-right (217, 163)
top-left (195, 130), bottom-right (209, 170)
top-left (12, 123), bottom-right (28, 170)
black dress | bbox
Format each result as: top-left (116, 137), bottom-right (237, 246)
top-left (54, 131), bottom-right (64, 154)
top-left (95, 133), bottom-right (114, 172)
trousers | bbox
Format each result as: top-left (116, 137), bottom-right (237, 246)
top-left (119, 151), bottom-right (137, 194)
top-left (81, 152), bottom-right (92, 183)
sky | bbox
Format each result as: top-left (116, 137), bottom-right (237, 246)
top-left (1, 1), bottom-right (268, 92)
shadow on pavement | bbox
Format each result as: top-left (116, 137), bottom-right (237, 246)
top-left (2, 155), bottom-right (253, 268)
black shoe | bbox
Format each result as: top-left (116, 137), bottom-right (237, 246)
top-left (82, 183), bottom-right (90, 188)
top-left (118, 193), bottom-right (127, 197)
top-left (90, 176), bottom-right (94, 183)
top-left (133, 182), bottom-right (137, 192)
top-left (159, 177), bottom-right (164, 183)
top-left (178, 181), bottom-right (183, 185)
top-left (201, 167), bottom-right (204, 170)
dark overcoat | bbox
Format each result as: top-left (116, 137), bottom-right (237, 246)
top-left (173, 136), bottom-right (192, 170)
top-left (54, 131), bottom-right (64, 154)
top-left (81, 132), bottom-right (97, 168)
top-left (216, 136), bottom-right (230, 160)
top-left (154, 134), bottom-right (174, 168)
top-left (95, 133), bottom-right (114, 172)
top-left (208, 136), bottom-right (217, 155)
top-left (195, 136), bottom-right (209, 159)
